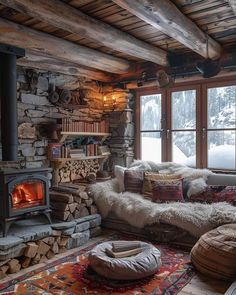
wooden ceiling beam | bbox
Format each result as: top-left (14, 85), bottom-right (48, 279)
top-left (113, 0), bottom-right (222, 60)
top-left (17, 51), bottom-right (115, 82)
top-left (0, 0), bottom-right (168, 66)
top-left (0, 17), bottom-right (132, 74)
top-left (228, 0), bottom-right (236, 15)
top-left (124, 70), bottom-right (236, 89)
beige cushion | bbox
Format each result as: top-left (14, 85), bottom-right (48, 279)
top-left (191, 224), bottom-right (236, 281)
top-left (88, 241), bottom-right (161, 280)
top-left (143, 172), bottom-right (159, 196)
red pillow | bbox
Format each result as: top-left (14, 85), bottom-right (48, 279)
top-left (189, 186), bottom-right (236, 205)
top-left (124, 170), bottom-right (144, 194)
top-left (218, 186), bottom-right (236, 205)
top-left (151, 178), bottom-right (184, 203)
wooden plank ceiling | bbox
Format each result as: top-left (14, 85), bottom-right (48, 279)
top-left (0, 0), bottom-right (235, 82)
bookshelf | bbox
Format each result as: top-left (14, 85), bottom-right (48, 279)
top-left (59, 131), bottom-right (111, 143)
top-left (49, 119), bottom-right (111, 186)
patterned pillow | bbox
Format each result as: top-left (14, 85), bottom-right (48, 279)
top-left (219, 186), bottom-right (236, 205)
top-left (189, 185), bottom-right (236, 205)
top-left (124, 170), bottom-right (144, 194)
top-left (143, 173), bottom-right (180, 197)
top-left (151, 178), bottom-right (184, 203)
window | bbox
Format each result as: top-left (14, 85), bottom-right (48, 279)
top-left (140, 94), bottom-right (162, 162)
top-left (136, 78), bottom-right (236, 171)
top-left (207, 85), bottom-right (236, 170)
top-left (171, 89), bottom-right (197, 167)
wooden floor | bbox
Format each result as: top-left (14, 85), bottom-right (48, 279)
top-left (180, 274), bottom-right (231, 295)
top-left (1, 231), bottom-right (233, 295)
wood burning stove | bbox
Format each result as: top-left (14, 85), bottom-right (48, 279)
top-left (0, 168), bottom-right (52, 236)
top-left (0, 44), bottom-right (52, 236)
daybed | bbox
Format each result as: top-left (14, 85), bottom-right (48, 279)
top-left (89, 162), bottom-right (236, 246)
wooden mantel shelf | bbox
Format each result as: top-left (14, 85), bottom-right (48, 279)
top-left (59, 132), bottom-right (111, 143)
top-left (50, 155), bottom-right (110, 162)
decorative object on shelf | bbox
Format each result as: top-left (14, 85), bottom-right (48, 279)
top-left (98, 145), bottom-right (110, 156)
top-left (48, 143), bottom-right (62, 159)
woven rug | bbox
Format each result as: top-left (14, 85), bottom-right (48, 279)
top-left (0, 233), bottom-right (195, 295)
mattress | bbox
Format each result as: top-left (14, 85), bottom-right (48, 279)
top-left (102, 212), bottom-right (197, 247)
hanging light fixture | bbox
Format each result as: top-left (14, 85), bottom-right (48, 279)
top-left (196, 31), bottom-right (221, 78)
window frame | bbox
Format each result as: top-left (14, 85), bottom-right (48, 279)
top-left (202, 80), bottom-right (236, 171)
top-left (166, 85), bottom-right (201, 167)
top-left (135, 88), bottom-right (166, 161)
top-left (135, 75), bottom-right (236, 172)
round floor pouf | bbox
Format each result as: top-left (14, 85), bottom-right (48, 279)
top-left (191, 223), bottom-right (236, 281)
top-left (88, 241), bottom-right (161, 280)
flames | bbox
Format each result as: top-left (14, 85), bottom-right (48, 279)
top-left (12, 181), bottom-right (44, 210)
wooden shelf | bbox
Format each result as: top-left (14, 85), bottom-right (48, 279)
top-left (50, 155), bottom-right (110, 162)
top-left (59, 131), bottom-right (111, 143)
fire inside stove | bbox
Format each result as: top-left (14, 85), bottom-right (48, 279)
top-left (11, 180), bottom-right (45, 210)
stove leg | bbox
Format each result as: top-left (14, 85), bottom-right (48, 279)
top-left (43, 211), bottom-right (52, 224)
top-left (0, 220), bottom-right (12, 237)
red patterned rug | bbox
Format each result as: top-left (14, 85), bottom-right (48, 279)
top-left (0, 233), bottom-right (195, 295)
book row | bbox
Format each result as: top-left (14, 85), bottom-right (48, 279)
top-left (61, 118), bottom-right (109, 133)
top-left (48, 143), bottom-right (110, 159)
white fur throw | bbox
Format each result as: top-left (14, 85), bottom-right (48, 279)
top-left (129, 160), bottom-right (213, 197)
top-left (90, 179), bottom-right (236, 237)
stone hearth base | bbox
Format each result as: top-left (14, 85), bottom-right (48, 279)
top-left (0, 214), bottom-right (101, 278)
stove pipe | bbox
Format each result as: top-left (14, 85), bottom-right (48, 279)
top-left (0, 45), bottom-right (25, 161)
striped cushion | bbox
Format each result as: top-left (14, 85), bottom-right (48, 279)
top-left (191, 224), bottom-right (236, 281)
top-left (124, 170), bottom-right (144, 194)
top-left (143, 172), bottom-right (160, 197)
top-left (151, 178), bottom-right (184, 203)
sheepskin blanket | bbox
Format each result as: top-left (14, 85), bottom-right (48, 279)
top-left (129, 160), bottom-right (214, 197)
top-left (90, 179), bottom-right (236, 237)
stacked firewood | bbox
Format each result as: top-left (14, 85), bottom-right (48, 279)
top-left (55, 160), bottom-right (100, 184)
top-left (0, 231), bottom-right (69, 279)
top-left (50, 183), bottom-right (98, 222)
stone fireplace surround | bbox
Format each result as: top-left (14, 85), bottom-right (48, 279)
top-left (0, 63), bottom-right (134, 278)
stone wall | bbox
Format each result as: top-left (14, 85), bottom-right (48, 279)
top-left (0, 67), bottom-right (135, 171)
top-left (103, 88), bottom-right (135, 170)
